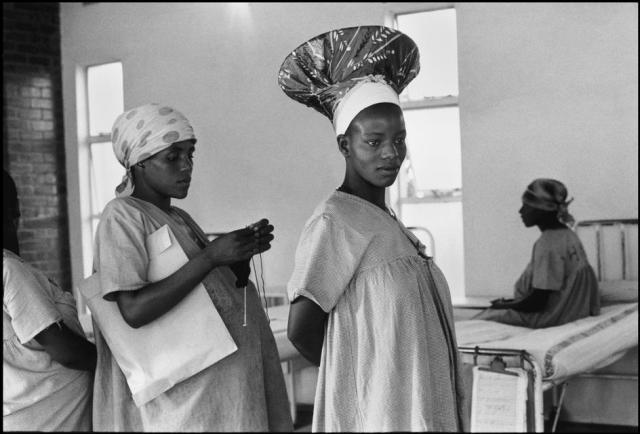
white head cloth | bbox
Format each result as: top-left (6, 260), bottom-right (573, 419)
top-left (111, 103), bottom-right (196, 197)
top-left (332, 75), bottom-right (401, 136)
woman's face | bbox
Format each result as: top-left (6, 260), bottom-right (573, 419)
top-left (343, 103), bottom-right (407, 188)
top-left (519, 202), bottom-right (548, 227)
top-left (136, 139), bottom-right (195, 199)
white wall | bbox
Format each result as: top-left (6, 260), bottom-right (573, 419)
top-left (456, 3), bottom-right (638, 295)
top-left (61, 3), bottom-right (638, 297)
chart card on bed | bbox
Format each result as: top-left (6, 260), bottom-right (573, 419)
top-left (470, 366), bottom-right (528, 432)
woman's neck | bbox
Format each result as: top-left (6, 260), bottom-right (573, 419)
top-left (131, 190), bottom-right (171, 213)
top-left (338, 180), bottom-right (387, 211)
top-left (537, 220), bottom-right (567, 231)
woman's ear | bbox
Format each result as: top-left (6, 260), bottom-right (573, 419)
top-left (337, 134), bottom-right (350, 158)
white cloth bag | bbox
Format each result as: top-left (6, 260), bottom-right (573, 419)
top-left (79, 224), bottom-right (237, 407)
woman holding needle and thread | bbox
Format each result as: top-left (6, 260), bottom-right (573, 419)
top-left (90, 103), bottom-right (292, 431)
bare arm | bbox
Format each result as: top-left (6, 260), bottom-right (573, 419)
top-left (34, 322), bottom-right (97, 371)
top-left (491, 289), bottom-right (551, 312)
top-left (287, 296), bottom-right (328, 366)
top-left (112, 219), bottom-right (274, 329)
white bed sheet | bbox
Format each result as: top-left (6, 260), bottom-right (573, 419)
top-left (455, 302), bottom-right (638, 383)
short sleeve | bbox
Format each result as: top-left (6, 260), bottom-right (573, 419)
top-left (287, 214), bottom-right (369, 312)
top-left (94, 201), bottom-right (150, 299)
top-left (3, 256), bottom-right (62, 344)
top-left (531, 239), bottom-right (565, 291)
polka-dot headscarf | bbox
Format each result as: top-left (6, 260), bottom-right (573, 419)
top-left (522, 178), bottom-right (575, 226)
top-left (111, 103), bottom-right (196, 197)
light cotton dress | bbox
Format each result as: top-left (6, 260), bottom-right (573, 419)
top-left (288, 191), bottom-right (467, 432)
top-left (475, 228), bottom-right (600, 328)
top-left (91, 196), bottom-right (292, 432)
top-left (3, 249), bottom-right (92, 431)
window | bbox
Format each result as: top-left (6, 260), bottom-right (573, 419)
top-left (82, 61), bottom-right (124, 277)
top-left (391, 8), bottom-right (466, 299)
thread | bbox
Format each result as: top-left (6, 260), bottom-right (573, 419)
top-left (251, 254), bottom-right (271, 322)
top-left (259, 253), bottom-right (270, 322)
top-left (243, 285), bottom-right (247, 327)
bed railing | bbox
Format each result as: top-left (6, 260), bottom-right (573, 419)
top-left (458, 346), bottom-right (545, 432)
top-left (575, 219), bottom-right (638, 281)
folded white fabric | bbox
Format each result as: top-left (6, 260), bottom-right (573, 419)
top-left (79, 224), bottom-right (237, 406)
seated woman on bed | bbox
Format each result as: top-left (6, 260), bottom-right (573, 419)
top-left (474, 178), bottom-right (600, 328)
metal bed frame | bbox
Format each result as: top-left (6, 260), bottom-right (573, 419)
top-left (458, 345), bottom-right (561, 432)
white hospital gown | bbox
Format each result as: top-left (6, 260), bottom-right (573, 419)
top-left (475, 227), bottom-right (600, 328)
top-left (288, 191), bottom-right (466, 432)
top-left (3, 249), bottom-right (92, 431)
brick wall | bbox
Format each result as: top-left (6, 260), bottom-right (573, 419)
top-left (3, 2), bottom-right (72, 291)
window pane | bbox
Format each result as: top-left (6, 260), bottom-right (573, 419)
top-left (402, 106), bottom-right (462, 191)
top-left (90, 141), bottom-right (124, 215)
top-left (87, 62), bottom-right (124, 136)
top-left (400, 201), bottom-right (465, 298)
top-left (397, 9), bottom-right (459, 99)
top-left (91, 217), bottom-right (100, 244)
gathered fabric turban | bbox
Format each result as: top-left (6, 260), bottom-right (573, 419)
top-left (111, 103), bottom-right (196, 197)
top-left (522, 178), bottom-right (575, 226)
top-left (278, 25), bottom-right (420, 136)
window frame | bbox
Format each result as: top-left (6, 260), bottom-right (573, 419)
top-left (75, 61), bottom-right (124, 315)
top-left (389, 7), bottom-right (462, 222)
top-left (381, 4), bottom-right (467, 300)
top-left (87, 134), bottom-right (113, 235)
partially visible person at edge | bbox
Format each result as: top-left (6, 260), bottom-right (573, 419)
top-left (3, 169), bottom-right (96, 431)
top-left (89, 103), bottom-right (292, 431)
top-left (280, 26), bottom-right (468, 432)
top-left (474, 178), bottom-right (600, 328)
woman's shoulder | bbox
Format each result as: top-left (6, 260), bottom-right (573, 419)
top-left (2, 249), bottom-right (38, 279)
top-left (3, 248), bottom-right (22, 265)
top-left (3, 249), bottom-right (48, 300)
top-left (100, 197), bottom-right (147, 222)
top-left (3, 249), bottom-right (27, 281)
top-left (537, 227), bottom-right (582, 249)
top-left (94, 197), bottom-right (151, 243)
top-left (320, 191), bottom-right (387, 223)
top-left (305, 192), bottom-right (360, 230)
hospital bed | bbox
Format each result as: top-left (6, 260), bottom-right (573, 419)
top-left (456, 218), bottom-right (638, 432)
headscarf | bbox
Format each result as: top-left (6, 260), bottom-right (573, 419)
top-left (111, 103), bottom-right (196, 197)
top-left (522, 178), bottom-right (575, 226)
top-left (278, 25), bottom-right (420, 136)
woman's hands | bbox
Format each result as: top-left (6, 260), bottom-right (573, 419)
top-left (489, 290), bottom-right (550, 312)
top-left (114, 219), bottom-right (275, 329)
top-left (490, 297), bottom-right (514, 308)
top-left (204, 218), bottom-right (274, 267)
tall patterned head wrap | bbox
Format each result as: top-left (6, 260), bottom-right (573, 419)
top-left (522, 178), bottom-right (575, 226)
top-left (111, 103), bottom-right (196, 197)
top-left (278, 25), bottom-right (420, 136)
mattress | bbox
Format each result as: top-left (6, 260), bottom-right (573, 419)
top-left (455, 302), bottom-right (638, 383)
